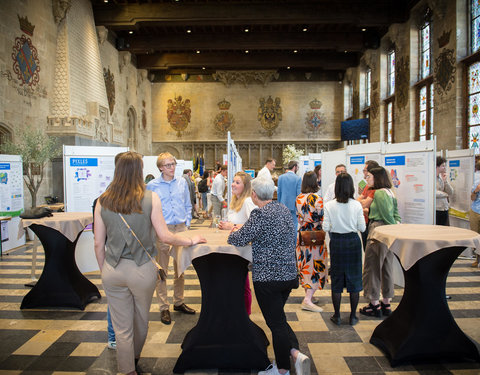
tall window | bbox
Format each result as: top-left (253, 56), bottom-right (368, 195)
top-left (365, 68), bottom-right (371, 108)
top-left (472, 0), bottom-right (480, 53)
top-left (420, 18), bottom-right (431, 79)
top-left (344, 82), bottom-right (353, 119)
top-left (387, 49), bottom-right (395, 96)
top-left (468, 62), bottom-right (480, 153)
top-left (386, 102), bottom-right (393, 143)
top-left (418, 83), bottom-right (434, 140)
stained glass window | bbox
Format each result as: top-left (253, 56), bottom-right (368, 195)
top-left (429, 83), bottom-right (434, 136)
top-left (472, 0), bottom-right (480, 53)
top-left (387, 50), bottom-right (395, 96)
top-left (365, 68), bottom-right (371, 108)
top-left (468, 62), bottom-right (480, 153)
top-left (386, 101), bottom-right (393, 143)
top-left (420, 21), bottom-right (431, 79)
top-left (417, 83), bottom-right (434, 141)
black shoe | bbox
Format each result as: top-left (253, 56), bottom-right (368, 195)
top-left (349, 316), bottom-right (359, 326)
top-left (380, 301), bottom-right (391, 316)
top-left (359, 303), bottom-right (382, 318)
top-left (174, 303), bottom-right (196, 314)
top-left (330, 315), bottom-right (341, 325)
top-left (160, 309), bottom-right (171, 325)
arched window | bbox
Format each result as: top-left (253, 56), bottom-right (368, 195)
top-left (127, 106), bottom-right (137, 150)
top-left (416, 10), bottom-right (434, 141)
top-left (385, 48), bottom-right (395, 143)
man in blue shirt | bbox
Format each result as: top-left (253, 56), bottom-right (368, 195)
top-left (146, 152), bottom-right (195, 325)
top-left (277, 160), bottom-right (301, 230)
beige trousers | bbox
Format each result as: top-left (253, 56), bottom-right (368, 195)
top-left (470, 209), bottom-right (480, 233)
top-left (362, 221), bottom-right (395, 301)
top-left (102, 258), bottom-right (157, 374)
top-left (156, 223), bottom-right (187, 311)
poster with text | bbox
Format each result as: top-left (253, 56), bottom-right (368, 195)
top-left (347, 153), bottom-right (382, 197)
top-left (447, 155), bottom-right (474, 215)
top-left (383, 152), bottom-right (434, 224)
top-left (0, 160), bottom-right (24, 216)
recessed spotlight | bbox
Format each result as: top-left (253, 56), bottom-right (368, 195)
top-left (196, 50), bottom-right (200, 54)
top-left (202, 67), bottom-right (206, 70)
top-left (362, 28), bottom-right (366, 32)
top-left (245, 50), bottom-right (249, 53)
top-left (103, 0), bottom-right (108, 3)
top-left (287, 66), bottom-right (291, 69)
top-left (293, 50), bottom-right (298, 53)
top-left (186, 29), bottom-right (192, 33)
top-left (344, 50), bottom-right (348, 53)
top-left (129, 31), bottom-right (133, 34)
top-left (244, 28), bottom-right (249, 33)
top-left (302, 27), bottom-right (308, 32)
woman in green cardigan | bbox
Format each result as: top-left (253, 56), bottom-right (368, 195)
top-left (359, 166), bottom-right (401, 318)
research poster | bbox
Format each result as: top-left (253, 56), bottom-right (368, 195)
top-left (383, 152), bottom-right (433, 224)
top-left (64, 146), bottom-right (128, 213)
top-left (346, 153), bottom-right (382, 196)
top-left (446, 153), bottom-right (474, 215)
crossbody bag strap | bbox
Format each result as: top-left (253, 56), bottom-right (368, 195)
top-left (118, 213), bottom-right (166, 280)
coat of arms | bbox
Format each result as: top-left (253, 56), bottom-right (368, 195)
top-left (395, 56), bottom-right (410, 110)
top-left (167, 95), bottom-right (191, 137)
top-left (214, 99), bottom-right (235, 136)
top-left (305, 98), bottom-right (326, 132)
top-left (258, 96), bottom-right (282, 136)
top-left (103, 67), bottom-right (115, 115)
top-left (12, 34), bottom-right (40, 87)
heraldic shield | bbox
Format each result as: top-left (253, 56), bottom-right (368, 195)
top-left (167, 95), bottom-right (191, 137)
top-left (258, 96), bottom-right (282, 136)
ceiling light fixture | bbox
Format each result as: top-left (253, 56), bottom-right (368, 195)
top-left (293, 50), bottom-right (298, 53)
top-left (202, 67), bottom-right (206, 70)
top-left (302, 27), bottom-right (308, 32)
top-left (129, 31), bottom-right (133, 34)
top-left (287, 66), bottom-right (291, 69)
top-left (245, 50), bottom-right (249, 53)
top-left (244, 28), bottom-right (249, 32)
top-left (103, 0), bottom-right (108, 3)
top-left (362, 28), bottom-right (366, 32)
top-left (196, 50), bottom-right (200, 54)
top-left (186, 29), bottom-right (192, 33)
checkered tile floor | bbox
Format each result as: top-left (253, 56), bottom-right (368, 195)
top-left (1, 219), bottom-right (480, 374)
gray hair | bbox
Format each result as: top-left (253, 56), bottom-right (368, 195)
top-left (252, 177), bottom-right (275, 201)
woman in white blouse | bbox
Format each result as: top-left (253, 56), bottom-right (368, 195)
top-left (323, 173), bottom-right (366, 326)
top-left (219, 171), bottom-right (257, 230)
top-left (219, 171), bottom-right (257, 314)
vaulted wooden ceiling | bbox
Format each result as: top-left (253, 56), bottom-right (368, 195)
top-left (91, 0), bottom-right (420, 81)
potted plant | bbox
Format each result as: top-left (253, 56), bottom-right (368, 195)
top-left (1, 129), bottom-right (61, 208)
top-left (282, 144), bottom-right (304, 166)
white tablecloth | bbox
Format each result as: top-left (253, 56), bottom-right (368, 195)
top-left (371, 224), bottom-right (480, 270)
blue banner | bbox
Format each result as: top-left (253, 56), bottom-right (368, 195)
top-left (449, 160), bottom-right (460, 167)
top-left (0, 163), bottom-right (11, 170)
top-left (349, 156), bottom-right (365, 164)
top-left (385, 155), bottom-right (405, 166)
top-left (314, 160), bottom-right (322, 166)
top-left (69, 158), bottom-right (98, 167)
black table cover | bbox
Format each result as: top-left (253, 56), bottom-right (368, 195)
top-left (370, 246), bottom-right (480, 366)
top-left (173, 253), bottom-right (270, 373)
top-left (21, 224), bottom-right (100, 310)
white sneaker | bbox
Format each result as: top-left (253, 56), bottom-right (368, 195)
top-left (301, 302), bottom-right (323, 312)
top-left (258, 363), bottom-right (290, 375)
top-left (107, 341), bottom-right (116, 350)
top-left (294, 352), bottom-right (310, 375)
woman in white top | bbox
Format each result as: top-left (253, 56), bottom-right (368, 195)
top-left (219, 171), bottom-right (257, 314)
top-left (219, 171), bottom-right (257, 229)
top-left (323, 173), bottom-right (366, 326)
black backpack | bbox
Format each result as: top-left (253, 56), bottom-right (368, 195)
top-left (198, 179), bottom-right (208, 193)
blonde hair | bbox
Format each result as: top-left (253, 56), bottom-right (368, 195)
top-left (156, 152), bottom-right (176, 169)
top-left (100, 152), bottom-right (145, 214)
top-left (230, 171), bottom-right (252, 212)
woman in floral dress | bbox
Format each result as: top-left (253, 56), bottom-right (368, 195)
top-left (296, 171), bottom-right (328, 312)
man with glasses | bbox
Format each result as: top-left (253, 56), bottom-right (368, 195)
top-left (146, 152), bottom-right (195, 325)
top-left (323, 164), bottom-right (347, 204)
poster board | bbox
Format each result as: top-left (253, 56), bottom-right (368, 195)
top-left (63, 146), bottom-right (129, 213)
top-left (298, 155), bottom-right (312, 178)
top-left (383, 140), bottom-right (435, 225)
top-left (143, 156), bottom-right (193, 180)
top-left (346, 142), bottom-right (383, 197)
top-left (0, 154), bottom-right (25, 252)
top-left (320, 149), bottom-right (347, 198)
top-left (227, 132), bottom-right (242, 204)
top-left (445, 149), bottom-right (474, 217)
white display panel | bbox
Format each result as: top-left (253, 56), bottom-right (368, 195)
top-left (445, 149), bottom-right (474, 216)
top-left (346, 142), bottom-right (383, 197)
top-left (227, 132), bottom-right (242, 204)
top-left (383, 140), bottom-right (435, 225)
top-left (0, 154), bottom-right (25, 252)
top-left (320, 150), bottom-right (347, 197)
top-left (63, 146), bottom-right (128, 213)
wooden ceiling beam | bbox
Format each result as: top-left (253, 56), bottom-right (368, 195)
top-left (136, 51), bottom-right (359, 70)
top-left (93, 1), bottom-right (408, 29)
top-left (122, 31), bottom-right (367, 52)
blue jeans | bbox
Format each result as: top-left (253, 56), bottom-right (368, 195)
top-left (107, 307), bottom-right (116, 342)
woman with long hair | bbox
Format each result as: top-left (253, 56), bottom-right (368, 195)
top-left (94, 152), bottom-right (206, 375)
top-left (359, 166), bottom-right (401, 318)
top-left (219, 171), bottom-right (257, 314)
top-left (323, 173), bottom-right (365, 325)
top-left (295, 171), bottom-right (328, 312)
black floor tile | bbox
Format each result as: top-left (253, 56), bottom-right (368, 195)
top-left (57, 330), bottom-right (107, 343)
top-left (42, 341), bottom-right (78, 357)
top-left (80, 311), bottom-right (107, 320)
top-left (56, 356), bottom-right (97, 371)
top-left (0, 355), bottom-right (38, 370)
top-left (344, 356), bottom-right (384, 372)
top-left (0, 329), bottom-right (39, 355)
top-left (25, 355), bottom-right (63, 371)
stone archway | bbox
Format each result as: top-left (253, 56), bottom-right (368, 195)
top-left (127, 106), bottom-right (137, 150)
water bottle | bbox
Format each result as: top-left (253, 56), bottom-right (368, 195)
top-left (221, 208), bottom-right (228, 221)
